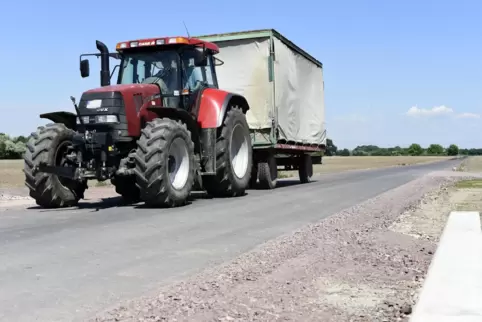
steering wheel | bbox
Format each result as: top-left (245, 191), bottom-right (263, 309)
top-left (141, 76), bottom-right (170, 94)
top-left (191, 80), bottom-right (204, 92)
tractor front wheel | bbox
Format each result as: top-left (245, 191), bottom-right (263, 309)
top-left (134, 118), bottom-right (195, 207)
top-left (203, 106), bottom-right (253, 197)
top-left (23, 123), bottom-right (86, 208)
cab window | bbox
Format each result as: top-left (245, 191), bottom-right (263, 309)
top-left (181, 48), bottom-right (216, 91)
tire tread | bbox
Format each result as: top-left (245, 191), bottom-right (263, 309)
top-left (23, 123), bottom-right (85, 208)
top-left (134, 118), bottom-right (195, 207)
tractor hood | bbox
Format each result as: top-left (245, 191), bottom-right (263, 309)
top-left (83, 83), bottom-right (159, 95)
top-left (78, 83), bottom-right (160, 115)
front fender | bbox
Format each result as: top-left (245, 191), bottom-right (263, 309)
top-left (197, 89), bottom-right (250, 128)
top-left (147, 106), bottom-right (201, 153)
top-left (40, 111), bottom-right (77, 130)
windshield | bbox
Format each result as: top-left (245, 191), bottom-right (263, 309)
top-left (117, 47), bottom-right (217, 101)
top-left (117, 50), bottom-right (179, 94)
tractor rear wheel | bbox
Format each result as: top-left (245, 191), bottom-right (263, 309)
top-left (203, 106), bottom-right (253, 197)
top-left (23, 123), bottom-right (86, 208)
top-left (134, 118), bottom-right (195, 207)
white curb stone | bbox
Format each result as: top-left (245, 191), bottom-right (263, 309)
top-left (411, 211), bottom-right (482, 322)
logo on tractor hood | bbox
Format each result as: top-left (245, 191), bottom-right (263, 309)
top-left (86, 99), bottom-right (102, 109)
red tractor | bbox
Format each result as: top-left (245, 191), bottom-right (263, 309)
top-left (24, 36), bottom-right (253, 208)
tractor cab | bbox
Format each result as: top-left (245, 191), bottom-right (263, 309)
top-left (79, 37), bottom-right (223, 110)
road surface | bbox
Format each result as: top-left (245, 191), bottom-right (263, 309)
top-left (0, 159), bottom-right (461, 322)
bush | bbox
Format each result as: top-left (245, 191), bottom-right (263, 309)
top-left (447, 144), bottom-right (459, 156)
top-left (0, 133), bottom-right (27, 159)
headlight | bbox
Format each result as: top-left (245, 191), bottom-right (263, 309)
top-left (95, 115), bottom-right (119, 123)
top-left (76, 116), bottom-right (90, 124)
top-left (76, 115), bottom-right (119, 124)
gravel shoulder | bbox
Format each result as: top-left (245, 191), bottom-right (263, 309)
top-left (92, 170), bottom-right (480, 322)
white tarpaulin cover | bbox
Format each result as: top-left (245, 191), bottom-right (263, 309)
top-left (273, 38), bottom-right (325, 145)
top-left (212, 37), bottom-right (273, 130)
top-left (213, 35), bottom-right (326, 145)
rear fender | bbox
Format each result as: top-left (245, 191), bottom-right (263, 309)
top-left (146, 107), bottom-right (201, 153)
top-left (197, 88), bottom-right (250, 129)
top-left (40, 111), bottom-right (77, 130)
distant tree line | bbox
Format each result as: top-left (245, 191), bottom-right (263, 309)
top-left (0, 133), bottom-right (27, 159)
top-left (0, 133), bottom-right (480, 160)
top-left (324, 138), bottom-right (479, 157)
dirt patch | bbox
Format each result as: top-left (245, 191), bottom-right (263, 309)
top-left (92, 171), bottom-right (477, 322)
top-left (0, 159), bottom-right (113, 192)
top-left (456, 156), bottom-right (482, 173)
top-left (389, 184), bottom-right (454, 242)
top-left (0, 159), bottom-right (118, 205)
top-left (0, 185), bottom-right (119, 211)
top-left (0, 160), bottom-right (27, 188)
top-left (452, 179), bottom-right (482, 215)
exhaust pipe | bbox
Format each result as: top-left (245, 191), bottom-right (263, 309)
top-left (96, 40), bottom-right (111, 87)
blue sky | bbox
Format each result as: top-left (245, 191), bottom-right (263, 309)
top-left (1, 0), bottom-right (481, 149)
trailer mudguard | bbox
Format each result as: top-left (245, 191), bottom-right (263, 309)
top-left (40, 111), bottom-right (78, 130)
top-left (197, 88), bottom-right (250, 128)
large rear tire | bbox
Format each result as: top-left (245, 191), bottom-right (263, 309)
top-left (203, 107), bottom-right (253, 197)
top-left (23, 123), bottom-right (86, 208)
top-left (134, 118), bottom-right (195, 207)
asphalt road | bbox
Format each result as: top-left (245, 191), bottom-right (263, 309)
top-left (0, 159), bottom-right (461, 322)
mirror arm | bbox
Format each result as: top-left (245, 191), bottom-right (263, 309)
top-left (110, 65), bottom-right (119, 79)
top-left (214, 57), bottom-right (224, 66)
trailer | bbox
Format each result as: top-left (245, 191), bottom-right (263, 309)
top-left (197, 29), bottom-right (327, 189)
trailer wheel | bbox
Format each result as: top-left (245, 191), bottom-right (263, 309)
top-left (111, 176), bottom-right (140, 204)
top-left (258, 153), bottom-right (277, 189)
top-left (23, 123), bottom-right (86, 208)
top-left (134, 118), bottom-right (195, 207)
top-left (203, 106), bottom-right (253, 197)
top-left (249, 162), bottom-right (258, 188)
top-left (299, 153), bottom-right (313, 183)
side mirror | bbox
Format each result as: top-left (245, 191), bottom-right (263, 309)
top-left (194, 55), bottom-right (208, 67)
top-left (80, 59), bottom-right (90, 78)
top-left (194, 48), bottom-right (208, 67)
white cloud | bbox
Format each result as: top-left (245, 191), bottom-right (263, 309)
top-left (406, 105), bottom-right (453, 117)
top-left (456, 112), bottom-right (480, 119)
